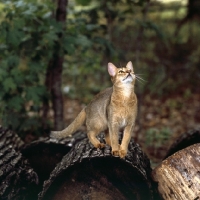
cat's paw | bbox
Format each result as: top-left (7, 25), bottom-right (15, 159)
top-left (96, 143), bottom-right (105, 149)
top-left (119, 149), bottom-right (127, 158)
top-left (112, 150), bottom-right (119, 157)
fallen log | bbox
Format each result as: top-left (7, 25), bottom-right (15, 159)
top-left (0, 127), bottom-right (38, 200)
top-left (165, 128), bottom-right (200, 159)
top-left (0, 126), bottom-right (24, 152)
top-left (152, 143), bottom-right (200, 200)
top-left (38, 134), bottom-right (159, 200)
top-left (21, 131), bottom-right (86, 185)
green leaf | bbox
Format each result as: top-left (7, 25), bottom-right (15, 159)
top-left (11, 68), bottom-right (25, 85)
top-left (7, 56), bottom-right (20, 68)
top-left (75, 35), bottom-right (92, 48)
top-left (25, 86), bottom-right (46, 104)
top-left (0, 68), bottom-right (7, 81)
top-left (7, 29), bottom-right (24, 47)
top-left (7, 96), bottom-right (24, 111)
top-left (63, 36), bottom-right (76, 54)
top-left (3, 77), bottom-right (16, 92)
top-left (75, 0), bottom-right (92, 6)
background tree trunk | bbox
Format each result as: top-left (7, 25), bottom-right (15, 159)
top-left (175, 0), bottom-right (200, 36)
top-left (44, 0), bottom-right (68, 131)
top-left (51, 0), bottom-right (68, 130)
top-left (152, 143), bottom-right (200, 200)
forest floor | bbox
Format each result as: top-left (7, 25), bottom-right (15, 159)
top-left (63, 91), bottom-right (200, 168)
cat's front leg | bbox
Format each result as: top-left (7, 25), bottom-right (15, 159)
top-left (109, 125), bottom-right (120, 156)
top-left (119, 125), bottom-right (134, 158)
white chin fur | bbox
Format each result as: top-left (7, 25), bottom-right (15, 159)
top-left (122, 76), bottom-right (134, 83)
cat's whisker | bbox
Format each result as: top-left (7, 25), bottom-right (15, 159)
top-left (135, 75), bottom-right (146, 83)
top-left (135, 74), bottom-right (145, 77)
top-left (135, 78), bottom-right (144, 84)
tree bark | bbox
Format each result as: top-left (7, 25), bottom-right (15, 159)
top-left (164, 128), bottom-right (200, 159)
top-left (134, 1), bottom-right (150, 142)
top-left (0, 127), bottom-right (38, 200)
top-left (0, 126), bottom-right (25, 152)
top-left (21, 131), bottom-right (86, 187)
top-left (174, 0), bottom-right (200, 36)
top-left (43, 0), bottom-right (68, 131)
top-left (51, 56), bottom-right (64, 130)
top-left (152, 143), bottom-right (200, 200)
top-left (52, 0), bottom-right (68, 130)
top-left (38, 134), bottom-right (159, 200)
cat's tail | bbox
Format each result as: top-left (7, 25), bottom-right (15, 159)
top-left (50, 108), bottom-right (86, 139)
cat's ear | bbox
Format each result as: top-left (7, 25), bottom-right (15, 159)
top-left (108, 62), bottom-right (117, 77)
top-left (126, 61), bottom-right (133, 71)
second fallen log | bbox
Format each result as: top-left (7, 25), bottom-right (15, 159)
top-left (152, 143), bottom-right (200, 200)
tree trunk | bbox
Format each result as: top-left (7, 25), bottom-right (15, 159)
top-left (175, 0), bottom-right (200, 36)
top-left (51, 56), bottom-right (64, 130)
top-left (134, 1), bottom-right (150, 142)
top-left (152, 143), bottom-right (200, 200)
top-left (52, 0), bottom-right (68, 130)
top-left (38, 134), bottom-right (159, 200)
top-left (43, 0), bottom-right (68, 131)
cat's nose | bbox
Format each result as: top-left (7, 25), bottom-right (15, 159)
top-left (126, 70), bottom-right (131, 73)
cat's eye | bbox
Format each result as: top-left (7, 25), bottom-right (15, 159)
top-left (118, 70), bottom-right (125, 74)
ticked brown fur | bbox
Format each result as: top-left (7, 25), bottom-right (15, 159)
top-left (51, 61), bottom-right (137, 158)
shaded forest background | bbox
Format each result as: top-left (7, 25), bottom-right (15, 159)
top-left (0, 0), bottom-right (200, 164)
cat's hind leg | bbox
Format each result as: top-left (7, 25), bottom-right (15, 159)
top-left (87, 130), bottom-right (105, 149)
top-left (104, 129), bottom-right (111, 146)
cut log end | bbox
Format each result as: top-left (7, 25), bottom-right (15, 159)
top-left (153, 143), bottom-right (200, 200)
top-left (21, 131), bottom-right (86, 184)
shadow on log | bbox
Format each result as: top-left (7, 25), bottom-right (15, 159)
top-left (38, 134), bottom-right (160, 200)
top-left (165, 128), bottom-right (200, 159)
top-left (0, 127), bottom-right (38, 200)
top-left (21, 131), bottom-right (86, 186)
top-left (152, 143), bottom-right (200, 200)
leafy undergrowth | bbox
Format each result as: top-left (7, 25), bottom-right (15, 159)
top-left (62, 91), bottom-right (200, 168)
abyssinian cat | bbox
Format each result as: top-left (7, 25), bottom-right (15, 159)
top-left (51, 61), bottom-right (137, 158)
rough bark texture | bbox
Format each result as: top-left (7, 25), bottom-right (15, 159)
top-left (0, 127), bottom-right (38, 200)
top-left (38, 134), bottom-right (159, 200)
top-left (51, 56), bottom-right (64, 130)
top-left (152, 143), bottom-right (200, 200)
top-left (44, 0), bottom-right (68, 131)
top-left (0, 126), bottom-right (25, 152)
top-left (21, 131), bottom-right (86, 185)
top-left (165, 128), bottom-right (200, 159)
top-left (52, 0), bottom-right (68, 131)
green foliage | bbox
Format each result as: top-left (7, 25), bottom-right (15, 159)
top-left (0, 0), bottom-right (56, 136)
top-left (0, 0), bottom-right (119, 135)
top-left (1, 0), bottom-right (200, 139)
top-left (145, 127), bottom-right (172, 148)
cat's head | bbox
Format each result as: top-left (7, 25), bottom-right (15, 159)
top-left (108, 61), bottom-right (135, 86)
